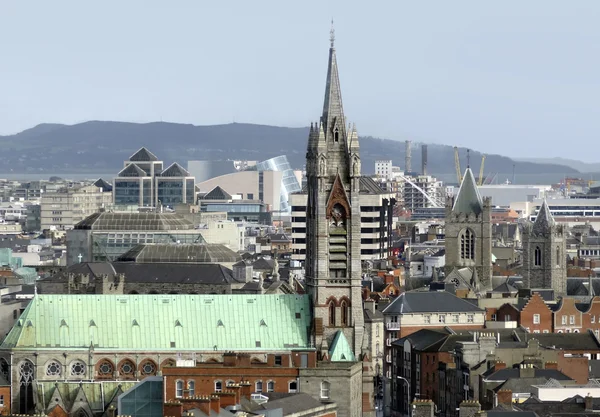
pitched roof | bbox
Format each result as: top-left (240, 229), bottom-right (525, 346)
top-left (484, 368), bottom-right (571, 382)
top-left (116, 244), bottom-right (241, 264)
top-left (74, 212), bottom-right (194, 231)
top-left (452, 168), bottom-right (484, 215)
top-left (129, 147), bottom-right (158, 162)
top-left (202, 186), bottom-right (232, 200)
top-left (532, 199), bottom-right (555, 234)
top-left (249, 393), bottom-right (328, 416)
top-left (329, 330), bottom-right (356, 361)
top-left (382, 291), bottom-right (483, 314)
top-left (1, 294), bottom-right (312, 351)
top-left (161, 162), bottom-right (190, 177)
top-left (93, 178), bottom-right (112, 192)
top-left (117, 163), bottom-right (148, 178)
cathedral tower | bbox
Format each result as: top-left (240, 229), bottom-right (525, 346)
top-left (522, 200), bottom-right (567, 295)
top-left (444, 168), bottom-right (493, 291)
top-left (305, 26), bottom-right (364, 356)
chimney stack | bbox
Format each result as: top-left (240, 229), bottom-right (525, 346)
top-left (421, 144), bottom-right (428, 176)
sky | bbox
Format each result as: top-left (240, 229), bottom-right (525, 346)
top-left (1, 1), bottom-right (599, 162)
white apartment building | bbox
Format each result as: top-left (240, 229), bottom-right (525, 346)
top-left (375, 160), bottom-right (393, 180)
top-left (403, 175), bottom-right (444, 211)
top-left (41, 185), bottom-right (113, 231)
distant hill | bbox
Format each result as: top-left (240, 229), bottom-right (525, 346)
top-left (514, 157), bottom-right (600, 174)
top-left (0, 121), bottom-right (580, 183)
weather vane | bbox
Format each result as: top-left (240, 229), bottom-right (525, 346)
top-left (330, 19), bottom-right (335, 48)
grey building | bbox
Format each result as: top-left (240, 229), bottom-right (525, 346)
top-left (444, 168), bottom-right (493, 291)
top-left (522, 200), bottom-right (567, 295)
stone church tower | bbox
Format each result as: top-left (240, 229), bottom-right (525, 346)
top-left (444, 168), bottom-right (493, 291)
top-left (305, 27), bottom-right (364, 356)
top-left (522, 200), bottom-right (567, 295)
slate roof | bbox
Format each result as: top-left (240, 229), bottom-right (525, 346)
top-left (268, 233), bottom-right (291, 243)
top-left (393, 329), bottom-right (451, 351)
top-left (202, 186), bottom-right (232, 200)
top-left (492, 281), bottom-right (518, 293)
top-left (129, 147), bottom-right (158, 162)
top-left (359, 177), bottom-right (388, 195)
top-left (93, 178), bottom-right (112, 192)
top-left (483, 368), bottom-right (571, 382)
top-left (116, 244), bottom-right (241, 264)
top-left (452, 168), bottom-right (484, 215)
top-left (532, 199), bottom-right (555, 234)
top-left (117, 163), bottom-right (148, 178)
top-left (1, 294), bottom-right (312, 351)
top-left (382, 291), bottom-right (483, 314)
top-left (74, 212), bottom-right (194, 231)
top-left (527, 332), bottom-right (600, 350)
top-left (253, 257), bottom-right (275, 271)
top-left (246, 393), bottom-right (328, 416)
top-left (160, 162), bottom-right (190, 177)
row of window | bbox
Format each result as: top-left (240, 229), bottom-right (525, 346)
top-left (174, 379), bottom-right (314, 397)
top-left (423, 314), bottom-right (475, 324)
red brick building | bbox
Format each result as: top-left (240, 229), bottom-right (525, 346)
top-left (554, 297), bottom-right (583, 333)
top-left (0, 385), bottom-right (10, 416)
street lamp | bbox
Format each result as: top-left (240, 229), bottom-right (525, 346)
top-left (397, 376), bottom-right (411, 417)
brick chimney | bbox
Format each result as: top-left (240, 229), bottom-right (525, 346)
top-left (519, 363), bottom-right (535, 378)
top-left (364, 299), bottom-right (376, 313)
top-left (544, 361), bottom-right (558, 370)
top-left (223, 352), bottom-right (237, 367)
top-left (459, 400), bottom-right (481, 417)
top-left (240, 380), bottom-right (252, 398)
top-left (585, 394), bottom-right (593, 412)
top-left (197, 397), bottom-right (211, 416)
top-left (217, 391), bottom-right (238, 409)
top-left (163, 401), bottom-right (182, 417)
top-left (412, 399), bottom-right (434, 417)
top-left (494, 361), bottom-right (506, 371)
top-left (238, 353), bottom-right (251, 367)
top-left (210, 395), bottom-right (221, 414)
top-left (497, 389), bottom-right (513, 406)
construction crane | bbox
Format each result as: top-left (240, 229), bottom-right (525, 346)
top-left (454, 146), bottom-right (462, 184)
top-left (477, 154), bottom-right (486, 186)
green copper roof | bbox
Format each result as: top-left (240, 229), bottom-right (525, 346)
top-left (452, 168), bottom-right (483, 215)
top-left (1, 294), bottom-right (312, 351)
top-left (329, 330), bottom-right (356, 362)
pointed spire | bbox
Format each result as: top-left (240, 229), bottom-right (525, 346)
top-left (322, 23), bottom-right (345, 137)
top-left (532, 199), bottom-right (555, 234)
top-left (452, 168), bottom-right (484, 215)
top-left (330, 19), bottom-right (335, 48)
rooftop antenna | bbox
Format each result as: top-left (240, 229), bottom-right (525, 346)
top-left (330, 19), bottom-right (335, 48)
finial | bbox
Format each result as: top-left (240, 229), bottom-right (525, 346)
top-left (330, 19), bottom-right (335, 48)
top-left (467, 149), bottom-right (471, 168)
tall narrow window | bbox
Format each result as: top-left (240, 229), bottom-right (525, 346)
top-left (340, 300), bottom-right (348, 326)
top-left (215, 380), bottom-right (222, 392)
top-left (320, 381), bottom-right (331, 399)
top-left (535, 246), bottom-right (542, 266)
top-left (556, 246), bottom-right (560, 266)
top-left (329, 301), bottom-right (336, 326)
top-left (256, 381), bottom-right (263, 393)
top-left (334, 127), bottom-right (339, 142)
top-left (175, 380), bottom-right (183, 398)
top-left (459, 229), bottom-right (474, 260)
top-left (188, 380), bottom-right (195, 396)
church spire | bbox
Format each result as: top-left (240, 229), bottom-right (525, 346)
top-left (452, 167), bottom-right (483, 215)
top-left (533, 198), bottom-right (555, 234)
top-left (322, 21), bottom-right (345, 136)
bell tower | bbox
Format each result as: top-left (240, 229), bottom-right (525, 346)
top-left (305, 24), bottom-right (364, 356)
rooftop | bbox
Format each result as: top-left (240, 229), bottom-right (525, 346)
top-left (116, 244), bottom-right (241, 264)
top-left (382, 290), bottom-right (484, 314)
top-left (74, 212), bottom-right (194, 231)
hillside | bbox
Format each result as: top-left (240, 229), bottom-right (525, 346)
top-left (514, 157), bottom-right (600, 174)
top-left (0, 121), bottom-right (580, 182)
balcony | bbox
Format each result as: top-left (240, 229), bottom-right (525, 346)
top-left (386, 322), bottom-right (400, 330)
top-left (386, 355), bottom-right (392, 364)
top-left (386, 337), bottom-right (398, 347)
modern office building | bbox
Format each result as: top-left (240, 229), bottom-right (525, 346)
top-left (40, 184), bottom-right (113, 231)
top-left (403, 175), bottom-right (444, 212)
top-left (198, 186), bottom-right (271, 224)
top-left (255, 155), bottom-right (302, 212)
top-left (187, 160), bottom-right (256, 183)
top-left (113, 148), bottom-right (195, 208)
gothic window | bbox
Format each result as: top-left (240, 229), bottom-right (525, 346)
top-left (140, 360), bottom-right (157, 376)
top-left (71, 361), bottom-right (86, 377)
top-left (334, 127), bottom-right (339, 142)
top-left (215, 380), bottom-right (223, 392)
top-left (459, 229), bottom-right (475, 260)
top-left (97, 360), bottom-right (114, 377)
top-left (320, 381), bottom-right (331, 399)
top-left (556, 246), bottom-right (560, 266)
top-left (340, 300), bottom-right (349, 326)
top-left (188, 380), bottom-right (195, 396)
top-left (19, 360), bottom-right (34, 385)
top-left (0, 358), bottom-right (9, 383)
top-left (175, 380), bottom-right (183, 398)
top-left (46, 361), bottom-right (62, 377)
top-left (267, 381), bottom-right (275, 392)
top-left (255, 380), bottom-right (263, 393)
top-left (119, 360), bottom-right (135, 377)
top-left (534, 246), bottom-right (542, 266)
top-left (329, 301), bottom-right (336, 326)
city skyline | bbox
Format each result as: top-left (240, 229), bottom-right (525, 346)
top-left (2, 1), bottom-right (600, 161)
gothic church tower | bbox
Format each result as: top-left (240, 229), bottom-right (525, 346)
top-left (444, 168), bottom-right (493, 291)
top-left (305, 26), bottom-right (364, 356)
top-left (522, 200), bottom-right (567, 295)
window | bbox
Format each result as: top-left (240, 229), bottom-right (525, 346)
top-left (256, 381), bottom-right (263, 393)
top-left (376, 326), bottom-right (380, 337)
top-left (593, 316), bottom-right (596, 324)
top-left (340, 300), bottom-right (349, 326)
top-left (119, 360), bottom-right (135, 377)
top-left (376, 342), bottom-right (380, 355)
top-left (215, 380), bottom-right (223, 392)
top-left (275, 355), bottom-right (282, 366)
top-left (533, 330), bottom-right (540, 333)
top-left (543, 330), bottom-right (549, 333)
top-left (491, 314), bottom-right (497, 322)
top-left (570, 315), bottom-right (575, 325)
top-left (267, 381), bottom-right (274, 392)
top-left (71, 361), bottom-right (86, 376)
top-left (424, 315), bottom-right (431, 324)
top-left (140, 360), bottom-right (157, 376)
top-left (562, 316), bottom-right (567, 325)
top-left (329, 301), bottom-right (336, 326)
top-left (453, 315), bottom-right (459, 323)
top-left (438, 315), bottom-right (445, 323)
top-left (188, 380), bottom-right (195, 396)
top-left (504, 315), bottom-right (511, 321)
top-left (0, 394), bottom-right (3, 407)
top-left (595, 330), bottom-right (599, 338)
top-left (460, 229), bottom-right (475, 260)
top-left (46, 361), bottom-right (62, 377)
top-left (334, 127), bottom-right (339, 142)
top-left (533, 314), bottom-right (540, 324)
top-left (467, 315), bottom-right (474, 323)
top-left (98, 360), bottom-right (114, 377)
top-left (556, 246), bottom-right (560, 266)
top-left (320, 381), bottom-right (331, 399)
top-left (289, 381), bottom-right (298, 393)
top-left (534, 246), bottom-right (542, 266)
top-left (176, 380), bottom-right (183, 398)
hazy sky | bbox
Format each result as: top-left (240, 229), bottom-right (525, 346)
top-left (1, 1), bottom-right (599, 161)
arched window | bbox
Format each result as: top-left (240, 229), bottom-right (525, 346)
top-left (70, 361), bottom-right (86, 377)
top-left (267, 381), bottom-right (275, 392)
top-left (175, 380), bottom-right (184, 398)
top-left (226, 380), bottom-right (235, 388)
top-left (340, 300), bottom-right (349, 326)
top-left (534, 246), bottom-right (542, 266)
top-left (0, 358), bottom-right (10, 383)
top-left (334, 127), bottom-right (339, 142)
top-left (139, 360), bottom-right (157, 376)
top-left (255, 380), bottom-right (263, 393)
top-left (320, 381), bottom-right (331, 399)
top-left (556, 246), bottom-right (560, 266)
top-left (215, 380), bottom-right (223, 392)
top-left (46, 360), bottom-right (62, 377)
top-left (188, 380), bottom-right (195, 396)
top-left (97, 359), bottom-right (114, 378)
top-left (459, 229), bottom-right (475, 260)
top-left (375, 325), bottom-right (380, 337)
top-left (329, 301), bottom-right (336, 326)
top-left (376, 342), bottom-right (380, 356)
top-left (119, 360), bottom-right (135, 378)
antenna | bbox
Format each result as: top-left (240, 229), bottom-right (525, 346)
top-left (466, 149), bottom-right (471, 168)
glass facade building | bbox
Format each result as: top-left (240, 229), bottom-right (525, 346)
top-left (119, 377), bottom-right (164, 417)
top-left (255, 155), bottom-right (301, 213)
